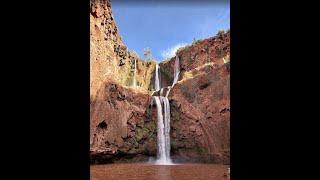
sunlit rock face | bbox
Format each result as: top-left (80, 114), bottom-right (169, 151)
top-left (90, 0), bottom-right (156, 100)
top-left (90, 0), bottom-right (157, 163)
top-left (90, 0), bottom-right (230, 164)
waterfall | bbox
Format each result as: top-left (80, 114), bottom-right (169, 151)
top-left (172, 55), bottom-right (180, 85)
top-left (152, 64), bottom-right (172, 164)
top-left (153, 96), bottom-right (166, 161)
top-left (151, 55), bottom-right (180, 164)
top-left (153, 96), bottom-right (167, 162)
top-left (133, 58), bottom-right (137, 87)
top-left (166, 55), bottom-right (180, 97)
top-left (161, 97), bottom-right (171, 160)
top-left (153, 96), bottom-right (172, 164)
top-left (155, 64), bottom-right (160, 91)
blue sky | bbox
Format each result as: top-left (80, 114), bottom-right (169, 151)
top-left (112, 1), bottom-right (230, 62)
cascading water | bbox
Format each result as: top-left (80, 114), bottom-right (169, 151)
top-left (161, 97), bottom-right (171, 160)
top-left (152, 54), bottom-right (180, 165)
top-left (155, 64), bottom-right (160, 91)
top-left (133, 58), bottom-right (137, 87)
top-left (152, 65), bottom-right (171, 164)
top-left (172, 55), bottom-right (180, 85)
top-left (166, 55), bottom-right (180, 97)
top-left (153, 96), bottom-right (167, 163)
top-left (152, 95), bottom-right (172, 164)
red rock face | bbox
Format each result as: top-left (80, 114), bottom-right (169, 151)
top-left (169, 64), bottom-right (230, 164)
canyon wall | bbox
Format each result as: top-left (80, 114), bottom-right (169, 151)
top-left (90, 0), bottom-right (230, 164)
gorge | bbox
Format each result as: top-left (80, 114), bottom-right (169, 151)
top-left (90, 0), bottom-right (230, 167)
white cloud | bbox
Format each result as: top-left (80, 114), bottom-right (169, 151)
top-left (161, 43), bottom-right (188, 60)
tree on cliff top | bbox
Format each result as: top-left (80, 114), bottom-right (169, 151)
top-left (143, 47), bottom-right (153, 61)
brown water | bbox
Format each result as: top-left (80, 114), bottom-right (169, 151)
top-left (91, 163), bottom-right (229, 180)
